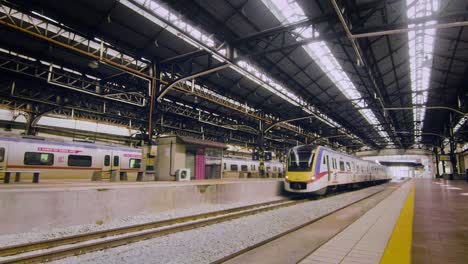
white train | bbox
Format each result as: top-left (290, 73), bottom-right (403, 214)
top-left (0, 135), bottom-right (142, 180)
top-left (0, 135), bottom-right (287, 181)
top-left (285, 145), bottom-right (390, 194)
top-left (222, 157), bottom-right (285, 178)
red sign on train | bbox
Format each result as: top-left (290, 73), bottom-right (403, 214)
top-left (37, 147), bottom-right (83, 154)
top-left (123, 153), bottom-right (142, 158)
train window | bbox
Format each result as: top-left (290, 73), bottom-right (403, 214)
top-left (223, 163), bottom-right (226, 170)
top-left (273, 167), bottom-right (277, 172)
top-left (0, 147), bottom-right (4, 162)
top-left (266, 166), bottom-right (271, 171)
top-left (252, 165), bottom-right (256, 171)
top-left (241, 165), bottom-right (248, 172)
top-left (288, 145), bottom-right (315, 172)
top-left (113, 156), bottom-right (119, 166)
top-left (323, 157), bottom-right (326, 164)
top-left (68, 155), bottom-right (92, 167)
top-left (333, 158), bottom-right (336, 169)
top-left (129, 159), bottom-right (141, 169)
top-left (104, 155), bottom-right (110, 166)
top-left (346, 162), bottom-right (351, 171)
top-left (339, 161), bottom-right (345, 171)
top-left (230, 164), bottom-right (238, 171)
top-left (24, 152), bottom-right (54, 166)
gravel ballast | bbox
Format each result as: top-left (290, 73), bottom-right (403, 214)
top-left (50, 184), bottom-right (390, 264)
top-left (0, 197), bottom-right (283, 248)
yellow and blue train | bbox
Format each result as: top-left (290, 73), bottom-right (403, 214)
top-left (284, 145), bottom-right (390, 194)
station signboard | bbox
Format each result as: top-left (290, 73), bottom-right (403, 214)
top-left (439, 155), bottom-right (450, 161)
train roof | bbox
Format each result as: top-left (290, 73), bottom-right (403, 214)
top-left (223, 157), bottom-right (282, 163)
top-left (0, 134), bottom-right (140, 152)
top-left (293, 144), bottom-right (384, 167)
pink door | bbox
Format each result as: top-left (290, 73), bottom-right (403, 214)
top-left (195, 148), bottom-right (205, 180)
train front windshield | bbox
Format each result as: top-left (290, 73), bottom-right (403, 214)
top-left (287, 145), bottom-right (315, 172)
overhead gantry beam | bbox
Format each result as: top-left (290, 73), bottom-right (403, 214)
top-left (0, 51), bottom-right (148, 106)
top-left (232, 14), bottom-right (335, 46)
top-left (0, 4), bottom-right (153, 80)
top-left (157, 63), bottom-right (230, 102)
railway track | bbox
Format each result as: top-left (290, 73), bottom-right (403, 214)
top-left (211, 182), bottom-right (403, 264)
top-left (0, 198), bottom-right (307, 264)
top-left (0, 184), bottom-right (392, 264)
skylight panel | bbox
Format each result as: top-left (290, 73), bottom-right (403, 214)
top-left (406, 0), bottom-right (439, 143)
top-left (453, 117), bottom-right (467, 133)
top-left (262, 0), bottom-right (389, 145)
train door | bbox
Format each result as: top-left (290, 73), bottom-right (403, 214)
top-left (112, 153), bottom-right (121, 173)
top-left (102, 152), bottom-right (120, 175)
top-left (0, 145), bottom-right (6, 177)
top-left (326, 155), bottom-right (331, 181)
top-left (102, 153), bottom-right (111, 177)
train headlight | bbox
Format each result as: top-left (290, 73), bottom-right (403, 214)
top-left (311, 176), bottom-right (315, 180)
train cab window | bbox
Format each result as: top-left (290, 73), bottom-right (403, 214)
top-left (323, 157), bottom-right (326, 164)
top-left (113, 156), bottom-right (119, 166)
top-left (129, 159), bottom-right (141, 169)
top-left (346, 162), bottom-right (351, 171)
top-left (68, 155), bottom-right (92, 167)
top-left (104, 155), bottom-right (110, 166)
top-left (339, 161), bottom-right (345, 171)
top-left (0, 147), bottom-right (4, 162)
top-left (230, 164), bottom-right (238, 171)
top-left (24, 152), bottom-right (54, 166)
top-left (288, 145), bottom-right (315, 172)
top-left (223, 163), bottom-right (226, 170)
top-left (241, 165), bottom-right (248, 172)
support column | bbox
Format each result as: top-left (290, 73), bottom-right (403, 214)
top-left (434, 146), bottom-right (440, 178)
top-left (448, 118), bottom-right (458, 180)
top-left (24, 108), bottom-right (41, 136)
top-left (140, 63), bottom-right (159, 181)
top-left (440, 142), bottom-right (446, 175)
top-left (258, 119), bottom-right (265, 177)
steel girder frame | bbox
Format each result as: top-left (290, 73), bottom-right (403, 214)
top-left (132, 0), bottom-right (371, 149)
top-left (0, 73), bottom-right (300, 150)
top-left (0, 52), bottom-right (147, 106)
top-left (212, 0), bottom-right (376, 148)
top-left (0, 45), bottom-right (317, 147)
top-left (0, 1), bottom-right (370, 149)
top-left (0, 2), bottom-right (328, 147)
top-left (344, 0), bottom-right (468, 145)
top-left (0, 4), bottom-right (152, 79)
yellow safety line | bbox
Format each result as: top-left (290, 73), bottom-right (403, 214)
top-left (379, 181), bottom-right (415, 264)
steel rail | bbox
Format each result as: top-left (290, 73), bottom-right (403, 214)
top-left (0, 198), bottom-right (295, 258)
top-left (210, 182), bottom-right (402, 264)
top-left (0, 198), bottom-right (308, 263)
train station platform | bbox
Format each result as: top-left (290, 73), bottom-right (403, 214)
top-left (299, 179), bottom-right (468, 264)
top-left (412, 179), bottom-right (468, 264)
top-left (0, 178), bottom-right (284, 234)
